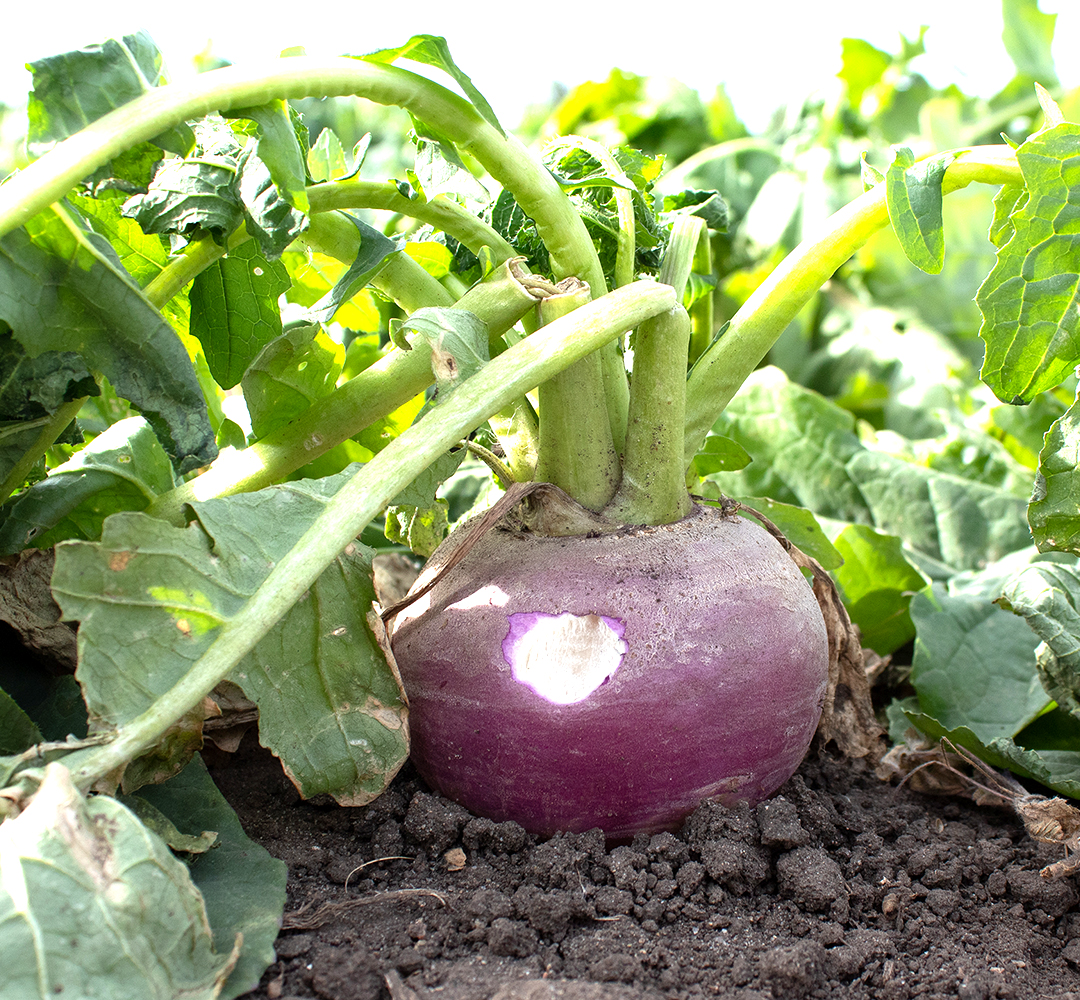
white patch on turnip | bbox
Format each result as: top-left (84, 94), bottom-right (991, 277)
top-left (502, 611), bottom-right (627, 704)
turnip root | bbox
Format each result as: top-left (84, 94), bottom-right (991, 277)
top-left (391, 503), bottom-right (829, 840)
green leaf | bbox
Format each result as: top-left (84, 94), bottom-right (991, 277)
top-left (385, 448), bottom-right (465, 556)
top-left (690, 433), bottom-right (751, 475)
top-left (362, 34), bottom-right (504, 136)
top-left (133, 756), bottom-right (287, 1000)
top-left (122, 154), bottom-right (244, 245)
top-left (844, 450), bottom-right (1032, 572)
top-left (977, 123), bottom-right (1080, 403)
top-left (1002, 0), bottom-right (1059, 86)
top-left (838, 37), bottom-right (892, 108)
top-left (241, 323), bottom-right (344, 439)
top-left (0, 762), bottom-right (237, 999)
top-left (1028, 385), bottom-right (1080, 555)
top-left (1000, 559), bottom-right (1080, 719)
top-left (885, 147), bottom-right (954, 275)
top-left (0, 686), bottom-right (43, 754)
top-left (909, 582), bottom-right (1051, 743)
top-left (307, 214), bottom-right (399, 324)
top-left (308, 127), bottom-right (347, 182)
top-left (26, 30), bottom-right (194, 162)
top-left (227, 101), bottom-right (310, 213)
top-left (832, 524), bottom-right (927, 655)
top-left (661, 190), bottom-right (729, 233)
top-left (731, 496), bottom-right (843, 571)
top-left (189, 241), bottom-right (290, 390)
top-left (988, 183), bottom-right (1026, 249)
top-left (51, 468), bottom-right (409, 805)
top-left (399, 308), bottom-right (490, 400)
top-left (0, 417), bottom-right (176, 555)
top-left (0, 204), bottom-right (216, 473)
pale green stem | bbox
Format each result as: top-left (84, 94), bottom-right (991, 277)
top-left (66, 279), bottom-right (675, 789)
top-left (306, 181), bottom-right (517, 261)
top-left (682, 145), bottom-right (1023, 466)
top-left (535, 283), bottom-right (621, 511)
top-left (687, 227), bottom-right (715, 365)
top-left (656, 137), bottom-right (782, 194)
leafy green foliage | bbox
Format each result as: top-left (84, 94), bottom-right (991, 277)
top-left (1028, 387), bottom-right (1080, 554)
top-left (885, 148), bottom-right (953, 274)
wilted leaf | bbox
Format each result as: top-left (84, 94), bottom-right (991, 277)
top-left (397, 307), bottom-right (490, 399)
top-left (0, 762), bottom-right (238, 999)
top-left (0, 548), bottom-right (78, 673)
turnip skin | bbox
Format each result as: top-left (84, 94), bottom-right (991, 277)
top-left (390, 503), bottom-right (829, 840)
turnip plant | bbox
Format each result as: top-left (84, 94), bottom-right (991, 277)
top-left (0, 20), bottom-right (1078, 997)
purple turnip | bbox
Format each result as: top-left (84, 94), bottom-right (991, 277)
top-left (391, 502), bottom-right (829, 840)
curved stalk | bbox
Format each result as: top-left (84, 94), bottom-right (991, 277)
top-left (0, 397), bottom-right (88, 505)
top-left (65, 280), bottom-right (675, 790)
top-left (682, 145), bottom-right (1023, 465)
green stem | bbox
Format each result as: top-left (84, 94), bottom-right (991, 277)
top-left (306, 181), bottom-right (517, 261)
top-left (604, 217), bottom-right (702, 525)
top-left (682, 145), bottom-right (1023, 466)
top-left (0, 397), bottom-right (88, 505)
top-left (687, 227), bottom-right (715, 365)
top-left (67, 279), bottom-right (675, 789)
top-left (146, 257), bottom-right (540, 524)
top-left (534, 282), bottom-right (621, 511)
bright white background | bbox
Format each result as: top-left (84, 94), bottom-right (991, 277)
top-left (3, 2), bottom-right (1078, 130)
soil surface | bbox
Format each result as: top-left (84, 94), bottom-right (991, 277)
top-left (208, 736), bottom-right (1080, 1000)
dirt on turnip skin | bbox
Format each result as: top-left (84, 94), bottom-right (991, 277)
top-left (212, 736), bottom-right (1080, 1000)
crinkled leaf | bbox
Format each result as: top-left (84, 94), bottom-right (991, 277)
top-left (26, 30), bottom-right (194, 162)
top-left (832, 524), bottom-right (927, 655)
top-left (189, 241), bottom-right (290, 390)
top-left (0, 204), bottom-right (216, 473)
top-left (490, 190), bottom-right (551, 276)
top-left (909, 582), bottom-right (1051, 743)
top-left (385, 448), bottom-right (465, 556)
top-left (1028, 386), bottom-right (1080, 555)
top-left (885, 147), bottom-right (953, 275)
top-left (1000, 560), bottom-right (1080, 719)
top-left (844, 450), bottom-right (1032, 572)
top-left (51, 468), bottom-right (409, 805)
top-left (0, 417), bottom-right (175, 555)
top-left (0, 762), bottom-right (237, 999)
top-left (977, 123), bottom-right (1080, 402)
top-left (241, 323), bottom-right (344, 439)
top-left (134, 755), bottom-right (287, 1000)
top-left (398, 307), bottom-right (490, 400)
top-left (361, 34), bottom-right (503, 136)
top-left (661, 189), bottom-right (729, 233)
top-left (307, 214), bottom-right (399, 324)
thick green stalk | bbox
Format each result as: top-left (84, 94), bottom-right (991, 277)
top-left (66, 280), bottom-right (675, 790)
top-left (682, 145), bottom-right (1023, 465)
top-left (604, 217), bottom-right (703, 525)
top-left (0, 397), bottom-right (88, 505)
top-left (147, 257), bottom-right (540, 524)
top-left (535, 282), bottom-right (621, 511)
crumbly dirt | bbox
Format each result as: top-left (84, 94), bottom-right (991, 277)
top-left (207, 737), bottom-right (1080, 1000)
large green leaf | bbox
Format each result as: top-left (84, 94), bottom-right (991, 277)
top-left (0, 687), bottom-right (42, 754)
top-left (977, 123), bottom-right (1080, 403)
top-left (189, 241), bottom-right (290, 390)
top-left (909, 582), bottom-right (1051, 743)
top-left (0, 763), bottom-right (236, 999)
top-left (1028, 385), bottom-right (1080, 555)
top-left (51, 469), bottom-right (408, 805)
top-left (832, 524), bottom-right (927, 655)
top-left (227, 101), bottom-right (310, 213)
top-left (26, 30), bottom-right (193, 163)
top-left (134, 756), bottom-right (286, 1000)
top-left (0, 417), bottom-right (175, 555)
top-left (885, 147), bottom-right (953, 275)
top-left (0, 204), bottom-right (216, 473)
top-left (1001, 0), bottom-right (1059, 86)
top-left (1000, 559), bottom-right (1080, 720)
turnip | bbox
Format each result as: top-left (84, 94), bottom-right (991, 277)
top-left (391, 501), bottom-right (829, 839)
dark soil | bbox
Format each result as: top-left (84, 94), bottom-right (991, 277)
top-left (208, 737), bottom-right (1080, 1000)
